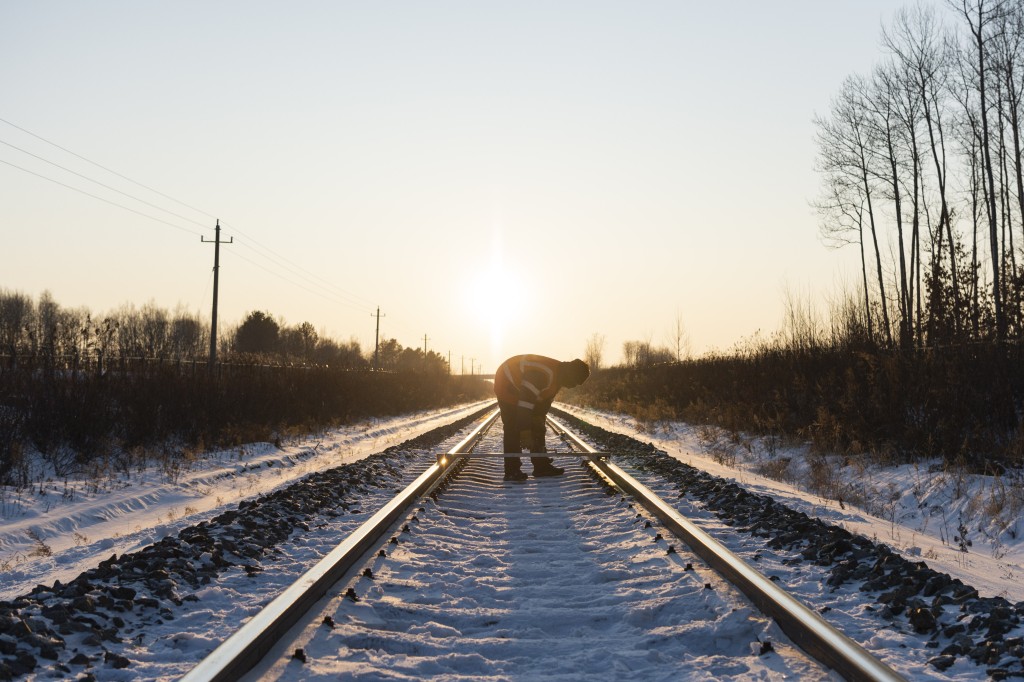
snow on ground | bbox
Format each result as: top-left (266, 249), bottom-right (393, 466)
top-left (0, 401), bottom-right (490, 601)
top-left (1, 400), bottom-right (1019, 680)
top-left (560, 404), bottom-right (1024, 605)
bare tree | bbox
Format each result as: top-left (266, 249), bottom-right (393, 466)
top-left (280, 321), bottom-right (319, 362)
top-left (949, 0), bottom-right (1009, 339)
top-left (814, 75), bottom-right (893, 344)
top-left (584, 332), bottom-right (605, 371)
top-left (34, 290), bottom-right (60, 361)
top-left (885, 2), bottom-right (962, 341)
top-left (168, 307), bottom-right (206, 360)
top-left (622, 340), bottom-right (640, 369)
top-left (0, 290), bottom-right (32, 366)
top-left (622, 337), bottom-right (672, 369)
top-left (140, 302), bottom-right (169, 360)
top-left (815, 175), bottom-right (874, 341)
top-left (665, 310), bottom-right (691, 361)
top-left (990, 4), bottom-right (1024, 332)
top-left (115, 303), bottom-right (143, 361)
top-left (868, 60), bottom-right (916, 347)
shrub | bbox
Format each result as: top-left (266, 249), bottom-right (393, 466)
top-left (562, 343), bottom-right (1024, 470)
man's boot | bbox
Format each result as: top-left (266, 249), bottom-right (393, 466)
top-left (504, 457), bottom-right (528, 481)
top-left (531, 456), bottom-right (564, 477)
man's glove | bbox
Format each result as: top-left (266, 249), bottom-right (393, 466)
top-left (519, 430), bottom-right (534, 451)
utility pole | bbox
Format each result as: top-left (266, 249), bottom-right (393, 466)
top-left (461, 355), bottom-right (464, 375)
top-left (422, 334), bottom-right (429, 369)
top-left (448, 350), bottom-right (451, 375)
top-left (202, 219), bottom-right (232, 368)
top-left (371, 307), bottom-right (385, 370)
top-left (470, 357), bottom-right (476, 376)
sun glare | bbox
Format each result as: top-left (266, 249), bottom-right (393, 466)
top-left (464, 246), bottom-right (530, 361)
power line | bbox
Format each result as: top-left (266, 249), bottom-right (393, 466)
top-left (225, 218), bottom-right (377, 308)
top-left (0, 116), bottom-right (382, 313)
top-left (0, 115), bottom-right (217, 220)
top-left (230, 234), bottom-right (375, 310)
top-left (2, 146), bottom-right (376, 316)
top-left (0, 116), bottom-right (418, 342)
top-left (229, 246), bottom-right (374, 314)
top-left (0, 157), bottom-right (203, 236)
top-left (0, 137), bottom-right (210, 230)
top-left (2, 148), bottom-right (422, 344)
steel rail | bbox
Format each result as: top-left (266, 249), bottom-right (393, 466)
top-left (547, 415), bottom-right (905, 682)
top-left (180, 409), bottom-right (501, 682)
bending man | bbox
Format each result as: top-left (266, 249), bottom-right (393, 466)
top-left (493, 354), bottom-right (590, 481)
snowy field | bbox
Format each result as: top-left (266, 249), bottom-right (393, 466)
top-left (1, 400), bottom-right (1021, 679)
top-left (0, 401), bottom-right (492, 601)
top-left (557, 405), bottom-right (1024, 606)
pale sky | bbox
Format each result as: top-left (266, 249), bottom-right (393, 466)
top-left (2, 1), bottom-right (907, 372)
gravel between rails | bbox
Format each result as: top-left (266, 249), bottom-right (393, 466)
top-left (248, 421), bottom-right (825, 680)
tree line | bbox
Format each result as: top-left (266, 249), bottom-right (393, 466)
top-left (0, 290), bottom-right (480, 485)
top-left (0, 290), bottom-right (448, 374)
top-left (815, 0), bottom-right (1024, 348)
top-left (563, 1), bottom-right (1024, 466)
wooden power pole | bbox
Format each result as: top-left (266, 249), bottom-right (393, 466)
top-left (371, 307), bottom-right (385, 370)
top-left (202, 219), bottom-right (232, 367)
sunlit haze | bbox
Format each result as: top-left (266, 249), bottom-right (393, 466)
top-left (2, 1), bottom-right (905, 372)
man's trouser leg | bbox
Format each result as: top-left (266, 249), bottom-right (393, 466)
top-left (527, 413), bottom-right (554, 469)
top-left (498, 402), bottom-right (524, 474)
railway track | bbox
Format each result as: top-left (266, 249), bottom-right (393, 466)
top-left (182, 407), bottom-right (904, 682)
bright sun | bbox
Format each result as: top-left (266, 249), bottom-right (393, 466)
top-left (464, 249), bottom-right (531, 358)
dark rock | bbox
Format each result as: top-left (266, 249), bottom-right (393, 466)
top-left (8, 651), bottom-right (37, 676)
top-left (909, 607), bottom-right (937, 634)
top-left (104, 651), bottom-right (130, 669)
top-left (68, 653), bottom-right (91, 665)
top-left (927, 654), bottom-right (956, 671)
top-left (72, 596), bottom-right (95, 613)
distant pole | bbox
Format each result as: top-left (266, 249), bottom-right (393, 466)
top-left (202, 219), bottom-right (232, 367)
top-left (471, 357), bottom-right (476, 376)
top-left (371, 307), bottom-right (385, 370)
top-left (461, 355), bottom-right (464, 375)
top-left (448, 350), bottom-right (451, 375)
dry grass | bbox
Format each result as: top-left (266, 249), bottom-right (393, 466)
top-left (566, 340), bottom-right (1024, 470)
top-left (26, 529), bottom-right (52, 558)
top-left (696, 424), bottom-right (738, 467)
top-left (753, 457), bottom-right (794, 483)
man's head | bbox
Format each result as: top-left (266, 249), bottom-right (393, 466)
top-left (559, 359), bottom-right (590, 388)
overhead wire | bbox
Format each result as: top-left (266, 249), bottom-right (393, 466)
top-left (0, 115), bottom-right (217, 221)
top-left (0, 116), bottom-right (425, 343)
top-left (0, 137), bottom-right (210, 230)
top-left (0, 157), bottom-right (203, 237)
top-left (225, 224), bottom-right (377, 311)
top-left (228, 247), bottom-right (376, 314)
top-left (0, 116), bottom-right (380, 315)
